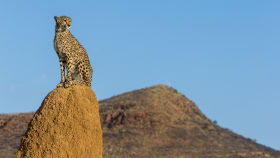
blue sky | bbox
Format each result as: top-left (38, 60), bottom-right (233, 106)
top-left (0, 0), bottom-right (279, 150)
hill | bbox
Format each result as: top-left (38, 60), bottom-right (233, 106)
top-left (0, 85), bottom-right (279, 158)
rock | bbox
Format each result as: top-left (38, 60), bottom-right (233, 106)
top-left (15, 85), bottom-right (102, 158)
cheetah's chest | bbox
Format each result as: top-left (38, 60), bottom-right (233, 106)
top-left (54, 36), bottom-right (69, 59)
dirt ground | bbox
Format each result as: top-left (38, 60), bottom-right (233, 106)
top-left (14, 85), bottom-right (102, 158)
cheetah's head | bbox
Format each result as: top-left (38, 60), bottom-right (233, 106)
top-left (54, 16), bottom-right (71, 32)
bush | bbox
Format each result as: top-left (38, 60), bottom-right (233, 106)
top-left (213, 120), bottom-right (218, 125)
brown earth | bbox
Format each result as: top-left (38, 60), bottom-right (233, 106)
top-left (0, 85), bottom-right (279, 158)
top-left (14, 85), bottom-right (102, 158)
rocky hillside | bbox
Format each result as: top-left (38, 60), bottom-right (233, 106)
top-left (0, 85), bottom-right (279, 158)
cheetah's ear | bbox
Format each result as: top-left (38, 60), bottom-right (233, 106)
top-left (66, 18), bottom-right (71, 26)
top-left (54, 16), bottom-right (58, 22)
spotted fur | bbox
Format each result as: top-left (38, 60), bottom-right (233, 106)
top-left (54, 16), bottom-right (92, 88)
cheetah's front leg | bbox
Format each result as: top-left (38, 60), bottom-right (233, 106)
top-left (57, 60), bottom-right (66, 88)
top-left (64, 59), bottom-right (76, 88)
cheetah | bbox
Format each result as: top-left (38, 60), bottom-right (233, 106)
top-left (54, 16), bottom-right (92, 88)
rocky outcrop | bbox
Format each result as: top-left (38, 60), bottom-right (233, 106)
top-left (15, 85), bottom-right (102, 158)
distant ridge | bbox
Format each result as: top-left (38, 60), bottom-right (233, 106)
top-left (0, 85), bottom-right (279, 158)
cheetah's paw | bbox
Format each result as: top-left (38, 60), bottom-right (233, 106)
top-left (56, 83), bottom-right (64, 88)
top-left (64, 80), bottom-right (77, 88)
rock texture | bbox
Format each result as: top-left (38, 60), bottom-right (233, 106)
top-left (0, 85), bottom-right (279, 158)
top-left (14, 85), bottom-right (102, 158)
top-left (99, 85), bottom-right (280, 158)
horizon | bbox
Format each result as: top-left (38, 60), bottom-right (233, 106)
top-left (0, 0), bottom-right (279, 150)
